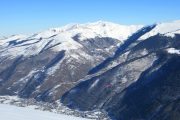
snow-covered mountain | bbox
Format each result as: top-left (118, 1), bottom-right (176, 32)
top-left (0, 20), bottom-right (180, 120)
top-left (0, 21), bottom-right (142, 100)
top-left (0, 21), bottom-right (142, 57)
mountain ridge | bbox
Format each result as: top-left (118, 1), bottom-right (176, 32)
top-left (0, 20), bottom-right (180, 120)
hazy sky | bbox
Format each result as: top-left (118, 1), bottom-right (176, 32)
top-left (0, 0), bottom-right (180, 36)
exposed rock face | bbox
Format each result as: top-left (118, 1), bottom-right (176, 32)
top-left (0, 21), bottom-right (180, 120)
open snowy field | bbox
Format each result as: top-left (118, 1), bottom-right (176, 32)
top-left (0, 104), bottom-right (91, 120)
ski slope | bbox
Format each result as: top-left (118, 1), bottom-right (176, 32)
top-left (0, 104), bottom-right (91, 120)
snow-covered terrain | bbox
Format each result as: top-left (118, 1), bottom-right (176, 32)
top-left (0, 96), bottom-right (109, 120)
top-left (139, 20), bottom-right (180, 40)
top-left (1, 20), bottom-right (179, 58)
top-left (0, 20), bottom-right (180, 120)
top-left (0, 21), bottom-right (142, 57)
top-left (0, 104), bottom-right (91, 120)
top-left (37, 21), bottom-right (143, 41)
top-left (166, 48), bottom-right (180, 55)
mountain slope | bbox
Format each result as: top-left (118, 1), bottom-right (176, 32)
top-left (0, 20), bottom-right (180, 120)
top-left (88, 24), bottom-right (156, 74)
top-left (61, 21), bottom-right (180, 120)
top-left (0, 21), bottom-right (142, 102)
top-left (106, 54), bottom-right (180, 120)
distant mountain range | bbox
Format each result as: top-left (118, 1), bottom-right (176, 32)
top-left (0, 20), bottom-right (180, 120)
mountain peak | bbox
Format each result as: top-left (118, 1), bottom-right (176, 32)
top-left (35, 21), bottom-right (143, 41)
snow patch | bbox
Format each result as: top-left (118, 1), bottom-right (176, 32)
top-left (88, 79), bottom-right (100, 91)
top-left (166, 48), bottom-right (180, 55)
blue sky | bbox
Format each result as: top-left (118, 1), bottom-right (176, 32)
top-left (0, 0), bottom-right (180, 36)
